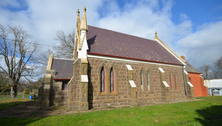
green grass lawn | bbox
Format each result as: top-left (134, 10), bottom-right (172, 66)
top-left (0, 96), bottom-right (222, 126)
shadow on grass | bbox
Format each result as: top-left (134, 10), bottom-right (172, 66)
top-left (0, 101), bottom-right (50, 126)
top-left (0, 116), bottom-right (44, 126)
top-left (195, 105), bottom-right (222, 126)
top-left (0, 101), bottom-right (23, 111)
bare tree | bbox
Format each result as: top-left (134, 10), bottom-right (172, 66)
top-left (208, 70), bottom-right (220, 79)
top-left (214, 56), bottom-right (222, 78)
top-left (34, 49), bottom-right (52, 66)
top-left (31, 77), bottom-right (42, 90)
top-left (0, 73), bottom-right (10, 94)
top-left (32, 30), bottom-right (75, 79)
top-left (0, 24), bottom-right (38, 98)
top-left (0, 73), bottom-right (8, 87)
top-left (200, 65), bottom-right (211, 80)
top-left (54, 30), bottom-right (75, 58)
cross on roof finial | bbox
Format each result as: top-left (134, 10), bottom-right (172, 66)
top-left (77, 9), bottom-right (80, 15)
top-left (84, 6), bottom-right (86, 12)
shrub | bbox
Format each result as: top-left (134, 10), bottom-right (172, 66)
top-left (23, 88), bottom-right (30, 94)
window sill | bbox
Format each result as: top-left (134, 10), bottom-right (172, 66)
top-left (99, 92), bottom-right (108, 96)
top-left (110, 92), bottom-right (118, 96)
top-left (140, 90), bottom-right (154, 94)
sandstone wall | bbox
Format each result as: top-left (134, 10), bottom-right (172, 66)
top-left (88, 57), bottom-right (187, 109)
top-left (51, 81), bottom-right (69, 106)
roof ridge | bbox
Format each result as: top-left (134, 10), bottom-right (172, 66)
top-left (88, 25), bottom-right (156, 42)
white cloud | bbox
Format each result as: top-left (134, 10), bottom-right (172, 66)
top-left (177, 21), bottom-right (222, 68)
top-left (0, 0), bottom-right (191, 48)
top-left (0, 0), bottom-right (103, 48)
top-left (97, 0), bottom-right (192, 49)
top-left (179, 13), bottom-right (188, 21)
top-left (1, 0), bottom-right (221, 70)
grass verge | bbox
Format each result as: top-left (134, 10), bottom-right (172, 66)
top-left (0, 96), bottom-right (222, 126)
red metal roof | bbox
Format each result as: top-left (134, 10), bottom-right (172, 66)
top-left (87, 25), bottom-right (183, 66)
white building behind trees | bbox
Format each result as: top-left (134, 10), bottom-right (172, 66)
top-left (204, 79), bottom-right (222, 96)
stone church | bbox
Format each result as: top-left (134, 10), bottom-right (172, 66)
top-left (38, 6), bottom-right (195, 111)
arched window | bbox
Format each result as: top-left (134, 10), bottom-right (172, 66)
top-left (147, 70), bottom-right (150, 91)
top-left (110, 68), bottom-right (114, 92)
top-left (101, 67), bottom-right (105, 92)
top-left (169, 74), bottom-right (172, 90)
top-left (140, 71), bottom-right (144, 91)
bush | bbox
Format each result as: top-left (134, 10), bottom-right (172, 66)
top-left (23, 88), bottom-right (30, 94)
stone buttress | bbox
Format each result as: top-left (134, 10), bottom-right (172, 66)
top-left (38, 52), bottom-right (55, 106)
top-left (68, 6), bottom-right (89, 111)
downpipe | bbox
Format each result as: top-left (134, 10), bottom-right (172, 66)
top-left (182, 66), bottom-right (187, 97)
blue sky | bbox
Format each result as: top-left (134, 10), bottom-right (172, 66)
top-left (171, 0), bottom-right (222, 30)
top-left (0, 0), bottom-right (222, 70)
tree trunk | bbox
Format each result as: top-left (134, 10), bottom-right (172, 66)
top-left (10, 86), bottom-right (14, 98)
top-left (10, 85), bottom-right (17, 98)
top-left (13, 85), bottom-right (17, 98)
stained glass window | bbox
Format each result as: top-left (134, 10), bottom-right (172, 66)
top-left (101, 67), bottom-right (105, 92)
top-left (141, 71), bottom-right (143, 91)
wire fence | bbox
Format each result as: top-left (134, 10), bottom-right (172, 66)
top-left (0, 92), bottom-right (37, 101)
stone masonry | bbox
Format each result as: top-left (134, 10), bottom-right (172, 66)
top-left (86, 57), bottom-right (187, 109)
top-left (40, 57), bottom-right (192, 110)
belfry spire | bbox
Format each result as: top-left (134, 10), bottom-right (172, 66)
top-left (76, 9), bottom-right (81, 36)
top-left (80, 6), bottom-right (88, 32)
top-left (74, 9), bottom-right (81, 59)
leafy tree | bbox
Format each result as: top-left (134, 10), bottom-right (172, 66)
top-left (0, 24), bottom-right (38, 98)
